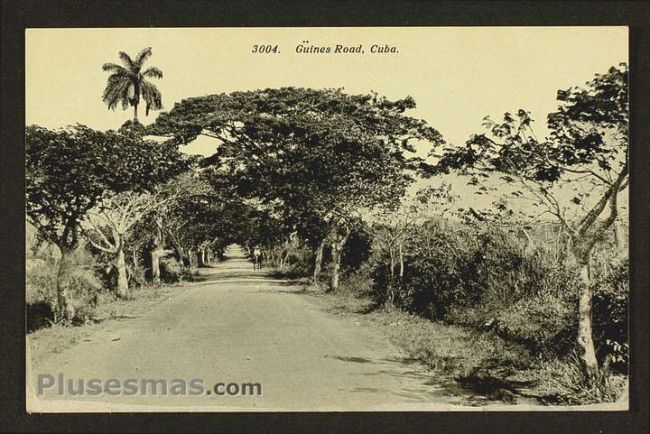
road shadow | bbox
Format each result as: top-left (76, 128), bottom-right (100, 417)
top-left (325, 355), bottom-right (374, 364)
top-left (324, 353), bottom-right (533, 405)
top-left (324, 353), bottom-right (470, 403)
top-left (325, 302), bottom-right (378, 315)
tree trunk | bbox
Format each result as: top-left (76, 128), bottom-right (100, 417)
top-left (151, 218), bottom-right (164, 284)
top-left (188, 249), bottom-right (196, 268)
top-left (56, 246), bottom-right (76, 322)
top-left (133, 102), bottom-right (138, 122)
top-left (331, 243), bottom-right (341, 292)
top-left (613, 220), bottom-right (626, 255)
top-left (313, 239), bottom-right (326, 284)
top-left (574, 250), bottom-right (599, 376)
top-left (330, 229), bottom-right (350, 292)
top-left (115, 246), bottom-right (129, 298)
top-left (151, 249), bottom-right (162, 285)
top-left (150, 248), bottom-right (174, 285)
top-left (398, 242), bottom-right (404, 279)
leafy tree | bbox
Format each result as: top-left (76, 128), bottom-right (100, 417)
top-left (152, 87), bottom-right (445, 290)
top-left (151, 171), bottom-right (252, 271)
top-left (432, 65), bottom-right (628, 375)
top-left (83, 191), bottom-right (174, 297)
top-left (26, 125), bottom-right (185, 319)
top-left (102, 47), bottom-right (163, 123)
top-left (372, 183), bottom-right (456, 285)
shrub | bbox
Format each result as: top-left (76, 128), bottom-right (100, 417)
top-left (367, 219), bottom-right (628, 366)
top-left (371, 220), bottom-right (555, 320)
top-left (338, 261), bottom-right (375, 297)
top-left (128, 263), bottom-right (148, 288)
top-left (530, 353), bottom-right (627, 405)
top-left (341, 225), bottom-right (373, 273)
top-left (160, 257), bottom-right (182, 283)
top-left (491, 292), bottom-right (576, 356)
top-left (282, 245), bottom-right (314, 277)
top-left (592, 260), bottom-right (629, 373)
top-left (370, 220), bottom-right (481, 318)
top-left (26, 301), bottom-right (55, 332)
top-left (26, 257), bottom-right (57, 306)
top-left (26, 245), bottom-right (104, 329)
top-left (67, 263), bottom-right (103, 309)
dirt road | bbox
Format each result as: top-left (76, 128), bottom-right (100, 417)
top-left (28, 245), bottom-right (465, 412)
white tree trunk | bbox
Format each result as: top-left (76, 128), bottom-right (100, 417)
top-left (313, 239), bottom-right (326, 284)
top-left (56, 246), bottom-right (76, 321)
top-left (331, 244), bottom-right (341, 292)
top-left (116, 246), bottom-right (129, 298)
top-left (572, 248), bottom-right (599, 376)
top-left (330, 229), bottom-right (350, 292)
top-left (398, 242), bottom-right (404, 279)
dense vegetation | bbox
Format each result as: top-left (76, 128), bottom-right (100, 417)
top-left (26, 57), bottom-right (628, 405)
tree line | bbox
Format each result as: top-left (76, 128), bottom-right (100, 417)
top-left (26, 47), bottom-right (628, 385)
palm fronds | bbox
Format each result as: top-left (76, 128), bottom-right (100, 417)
top-left (142, 66), bottom-right (163, 79)
top-left (134, 47), bottom-right (153, 66)
top-left (118, 51), bottom-right (136, 70)
top-left (141, 81), bottom-right (163, 116)
top-left (101, 47), bottom-right (163, 120)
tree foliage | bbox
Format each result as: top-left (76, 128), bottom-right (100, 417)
top-left (26, 125), bottom-right (186, 249)
top-left (102, 47), bottom-right (164, 121)
top-left (152, 87), bottom-right (445, 287)
top-left (432, 65), bottom-right (628, 254)
top-left (26, 124), bottom-right (186, 317)
top-left (431, 64), bottom-right (628, 375)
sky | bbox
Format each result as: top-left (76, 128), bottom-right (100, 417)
top-left (26, 27), bottom-right (628, 215)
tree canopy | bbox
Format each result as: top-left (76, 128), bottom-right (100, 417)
top-left (430, 64), bottom-right (628, 375)
top-left (102, 47), bottom-right (164, 122)
top-left (153, 87), bottom-right (445, 235)
top-left (26, 125), bottom-right (186, 248)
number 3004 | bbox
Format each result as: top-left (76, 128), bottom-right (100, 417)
top-left (252, 44), bottom-right (280, 54)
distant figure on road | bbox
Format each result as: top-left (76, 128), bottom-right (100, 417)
top-left (253, 247), bottom-right (261, 270)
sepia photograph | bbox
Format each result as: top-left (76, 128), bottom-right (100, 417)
top-left (23, 26), bottom-right (630, 412)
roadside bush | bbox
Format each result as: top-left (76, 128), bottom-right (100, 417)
top-left (160, 257), bottom-right (182, 283)
top-left (283, 245), bottom-right (314, 277)
top-left (592, 260), bottom-right (629, 373)
top-left (128, 262), bottom-right (148, 288)
top-left (26, 301), bottom-right (55, 332)
top-left (26, 245), bottom-right (104, 330)
top-left (371, 220), bottom-right (559, 320)
top-left (367, 218), bottom-right (628, 368)
top-left (491, 292), bottom-right (576, 356)
top-left (26, 257), bottom-right (57, 306)
top-left (371, 220), bottom-right (481, 317)
top-left (530, 352), bottom-right (627, 405)
top-left (341, 225), bottom-right (373, 273)
top-left (67, 261), bottom-right (103, 309)
top-left (338, 261), bottom-right (375, 297)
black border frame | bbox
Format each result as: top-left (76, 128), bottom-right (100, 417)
top-left (1, 1), bottom-right (649, 432)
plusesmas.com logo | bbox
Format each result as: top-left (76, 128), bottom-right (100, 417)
top-left (36, 374), bottom-right (262, 397)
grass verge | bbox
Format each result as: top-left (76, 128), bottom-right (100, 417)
top-left (304, 290), bottom-right (628, 406)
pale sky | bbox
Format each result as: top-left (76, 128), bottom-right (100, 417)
top-left (26, 27), bottom-right (628, 215)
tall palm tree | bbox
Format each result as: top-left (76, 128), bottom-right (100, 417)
top-left (102, 47), bottom-right (163, 123)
